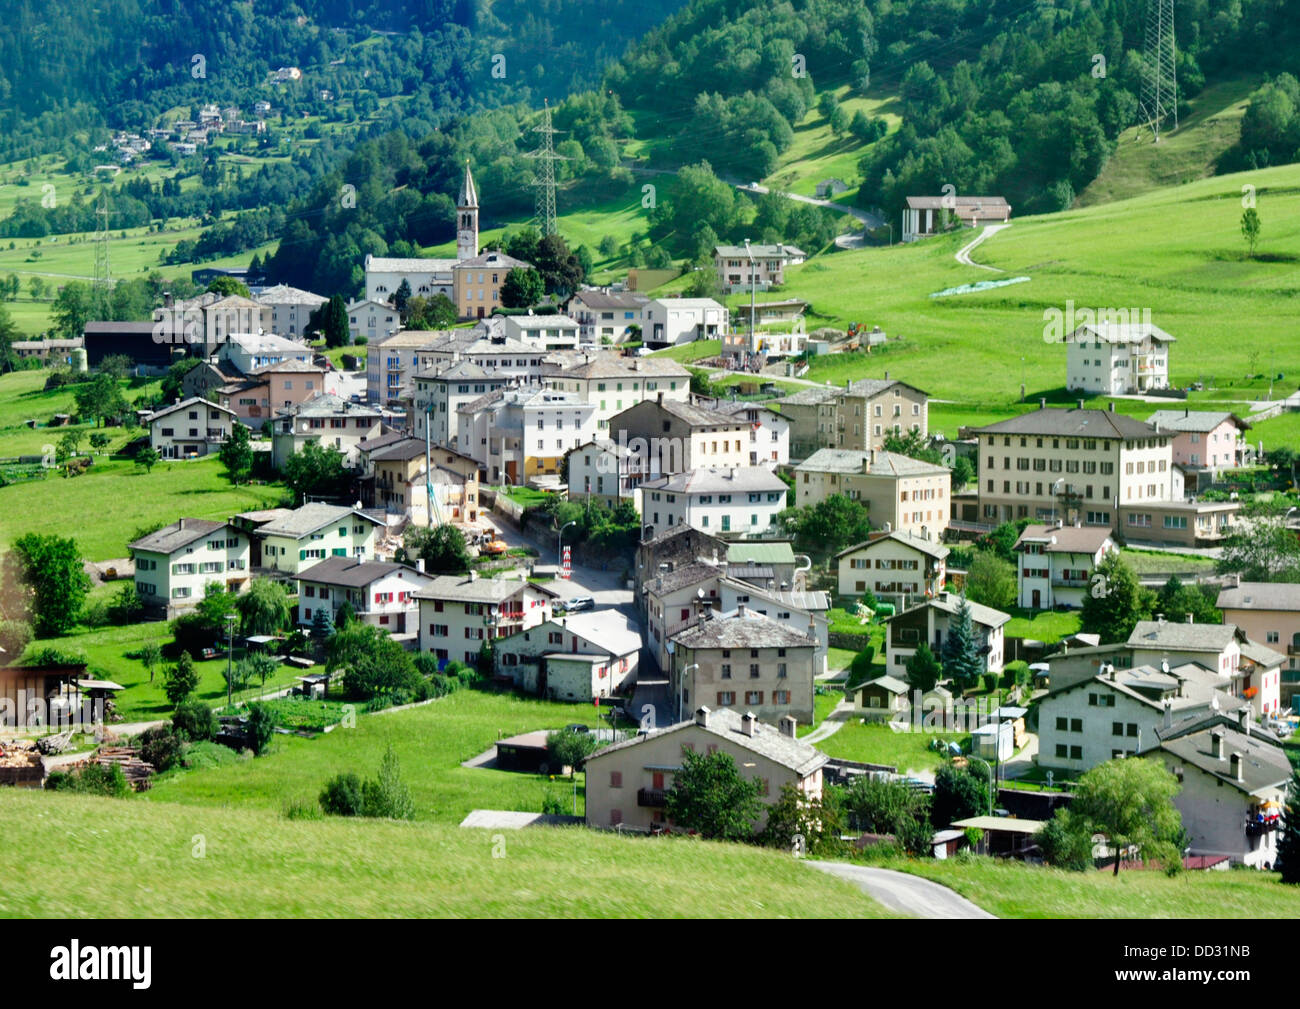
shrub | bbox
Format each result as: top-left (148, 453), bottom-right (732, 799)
top-left (541, 791), bottom-right (567, 815)
top-left (139, 725), bottom-right (184, 772)
top-left (319, 772), bottom-right (365, 816)
top-left (284, 798), bottom-right (323, 820)
top-left (360, 746), bottom-right (415, 820)
top-left (1003, 660), bottom-right (1030, 689)
top-left (0, 619), bottom-right (33, 659)
top-left (981, 672), bottom-right (1000, 693)
top-left (245, 702), bottom-right (278, 756)
top-left (173, 698), bottom-right (218, 741)
top-left (847, 646), bottom-right (876, 689)
top-left (181, 741), bottom-right (236, 770)
top-left (167, 613), bottom-right (216, 659)
top-left (46, 761), bottom-right (130, 797)
top-left (163, 651), bottom-right (200, 705)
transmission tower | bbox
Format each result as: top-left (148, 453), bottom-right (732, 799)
top-left (1139, 0), bottom-right (1177, 142)
top-left (527, 100), bottom-right (567, 237)
top-left (93, 189), bottom-right (112, 296)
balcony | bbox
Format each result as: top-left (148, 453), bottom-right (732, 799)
top-left (638, 788), bottom-right (668, 808)
top-left (1246, 819), bottom-right (1278, 837)
top-left (1287, 644), bottom-right (1300, 657)
top-left (1052, 577), bottom-right (1089, 588)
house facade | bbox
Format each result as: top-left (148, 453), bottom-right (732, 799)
top-left (270, 393), bottom-right (383, 470)
top-left (636, 466), bottom-right (789, 540)
top-left (1065, 321), bottom-right (1174, 394)
top-left (255, 285), bottom-right (327, 340)
top-left (417, 574), bottom-right (556, 667)
top-left (297, 557), bottom-right (433, 645)
top-left (902, 195), bottom-right (1011, 242)
top-left (640, 297), bottom-right (728, 347)
top-left (1217, 580), bottom-right (1300, 705)
top-left (129, 519), bottom-right (250, 615)
top-left (147, 397), bottom-right (237, 459)
top-left (501, 314), bottom-right (580, 351)
top-left (567, 290), bottom-right (649, 344)
top-left (346, 298), bottom-right (400, 345)
top-left (1148, 409), bottom-right (1250, 472)
top-left (609, 395), bottom-right (750, 477)
top-left (795, 448), bottom-right (950, 541)
top-left (254, 504), bottom-right (382, 577)
top-left (1012, 522), bottom-right (1117, 610)
top-left (544, 355), bottom-right (691, 432)
top-left (493, 609), bottom-right (640, 701)
top-left (836, 531), bottom-right (948, 605)
top-left (775, 376), bottom-right (929, 460)
top-left (885, 592), bottom-right (1009, 677)
top-left (713, 244), bottom-right (806, 294)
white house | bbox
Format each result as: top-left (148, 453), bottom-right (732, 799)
top-left (884, 592), bottom-right (1009, 677)
top-left (836, 531), bottom-right (949, 604)
top-left (902, 195), bottom-right (1011, 243)
top-left (1012, 522), bottom-right (1117, 610)
top-left (147, 397), bottom-right (238, 459)
top-left (364, 254), bottom-right (456, 304)
top-left (270, 393), bottom-right (383, 470)
top-left (641, 297), bottom-right (729, 348)
top-left (129, 518), bottom-right (250, 616)
top-left (346, 299), bottom-right (401, 345)
top-left (1065, 320), bottom-right (1175, 395)
top-left (255, 285), bottom-right (328, 340)
top-left (566, 290), bottom-right (649, 344)
top-left (705, 399), bottom-right (790, 469)
top-left (493, 609), bottom-right (642, 701)
top-left (501, 314), bottom-right (580, 351)
top-left (254, 503), bottom-right (384, 577)
top-left (542, 354), bottom-right (692, 432)
top-left (713, 243), bottom-right (806, 294)
top-left (417, 573), bottom-right (557, 667)
top-left (220, 332), bottom-right (315, 375)
top-left (457, 386), bottom-right (598, 484)
top-left (297, 557), bottom-right (432, 645)
top-left (636, 466), bottom-right (789, 539)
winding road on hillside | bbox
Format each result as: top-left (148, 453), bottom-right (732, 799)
top-left (954, 223), bottom-right (1011, 271)
top-left (805, 862), bottom-right (996, 919)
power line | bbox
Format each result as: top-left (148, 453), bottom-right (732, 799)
top-left (1140, 0), bottom-right (1177, 143)
top-left (526, 100), bottom-right (567, 237)
top-left (93, 189), bottom-right (112, 296)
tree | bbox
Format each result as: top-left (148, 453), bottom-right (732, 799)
top-left (940, 594), bottom-right (984, 691)
top-left (1155, 576), bottom-right (1221, 626)
top-left (51, 281), bottom-right (97, 341)
top-left (933, 762), bottom-right (991, 826)
top-left (664, 748), bottom-right (763, 840)
top-left (905, 641), bottom-right (942, 693)
top-left (546, 729), bottom-right (600, 776)
top-left (137, 446), bottom-right (160, 473)
top-left (57, 429), bottom-right (83, 461)
top-left (245, 701), bottom-right (278, 756)
top-left (1278, 766), bottom-right (1300, 883)
top-left (235, 578), bottom-right (291, 636)
top-left (320, 294), bottom-right (350, 348)
top-left (327, 622), bottom-right (419, 699)
top-left (405, 294), bottom-right (457, 329)
top-left (139, 640), bottom-right (163, 683)
top-left (1033, 809), bottom-right (1097, 871)
top-left (779, 494), bottom-right (872, 557)
top-left (1217, 504), bottom-right (1300, 582)
top-left (403, 524), bottom-right (472, 575)
top-left (965, 550), bottom-right (1017, 610)
top-left (238, 652), bottom-right (279, 692)
top-left (218, 422), bottom-right (253, 484)
top-left (282, 440), bottom-right (348, 504)
top-left (361, 745), bottom-right (415, 819)
top-left (10, 534), bottom-right (91, 636)
top-left (761, 782), bottom-right (843, 856)
top-left (1071, 758), bottom-right (1183, 875)
top-left (950, 456), bottom-right (974, 491)
top-left (883, 429), bottom-right (944, 464)
top-left (206, 276), bottom-right (251, 298)
top-left (1242, 208), bottom-right (1262, 258)
top-left (73, 373), bottom-right (128, 427)
top-left (0, 619), bottom-right (33, 660)
top-left (89, 432), bottom-right (110, 455)
top-left (847, 646), bottom-right (876, 689)
top-left (829, 105), bottom-right (850, 136)
top-left (310, 607), bottom-right (334, 643)
top-left (1081, 552), bottom-right (1152, 644)
top-left (976, 519), bottom-right (1031, 563)
top-left (164, 650), bottom-right (200, 705)
top-left (393, 278), bottom-right (412, 314)
top-left (532, 233), bottom-right (585, 297)
top-left (500, 267), bottom-right (545, 309)
top-left (842, 774), bottom-right (930, 835)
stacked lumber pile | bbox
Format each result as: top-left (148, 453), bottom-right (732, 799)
top-left (96, 746), bottom-right (155, 791)
top-left (0, 740), bottom-right (44, 787)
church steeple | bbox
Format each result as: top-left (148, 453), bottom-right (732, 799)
top-left (456, 160), bottom-right (479, 261)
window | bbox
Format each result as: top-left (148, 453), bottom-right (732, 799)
top-left (609, 771), bottom-right (622, 788)
top-left (1113, 721), bottom-right (1124, 736)
top-left (1070, 745), bottom-right (1082, 760)
top-left (745, 691), bottom-right (763, 705)
top-left (1070, 718), bottom-right (1082, 732)
top-left (721, 664), bottom-right (731, 679)
top-left (749, 663), bottom-right (760, 678)
top-left (716, 691), bottom-right (735, 706)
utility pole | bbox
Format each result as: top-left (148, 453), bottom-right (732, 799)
top-left (93, 190), bottom-right (112, 310)
top-left (1140, 0), bottom-right (1177, 142)
top-left (527, 100), bottom-right (566, 237)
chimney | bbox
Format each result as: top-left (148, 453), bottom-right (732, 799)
top-left (780, 715), bottom-right (797, 738)
top-left (1241, 707), bottom-right (1252, 735)
top-left (884, 371), bottom-right (890, 381)
top-left (1162, 700), bottom-right (1173, 730)
top-left (1077, 399), bottom-right (1085, 410)
top-left (1230, 751), bottom-right (1242, 782)
top-left (695, 705), bottom-right (711, 728)
top-left (737, 603), bottom-right (747, 619)
top-left (741, 711), bottom-right (757, 737)
top-left (845, 379), bottom-right (851, 391)
top-left (416, 558), bottom-right (425, 574)
top-left (1185, 613), bottom-right (1193, 624)
top-left (178, 517), bottom-right (185, 530)
top-left (468, 570), bottom-right (477, 582)
top-left (1211, 730), bottom-right (1224, 760)
top-left (1184, 406), bottom-right (1189, 418)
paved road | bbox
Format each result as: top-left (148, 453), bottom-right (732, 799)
top-left (805, 862), bottom-right (995, 919)
top-left (954, 223), bottom-right (1011, 271)
top-left (732, 181), bottom-right (883, 229)
top-left (802, 698), bottom-right (854, 744)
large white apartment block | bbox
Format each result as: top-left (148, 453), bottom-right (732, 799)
top-left (130, 519), bottom-right (250, 614)
top-left (367, 329), bottom-right (442, 406)
top-left (543, 355), bottom-right (692, 432)
top-left (297, 557), bottom-right (432, 645)
top-left (567, 290), bottom-right (648, 344)
top-left (255, 285), bottom-right (328, 340)
top-left (973, 403), bottom-right (1174, 526)
top-left (410, 361), bottom-right (512, 445)
top-left (457, 387), bottom-right (597, 483)
top-left (219, 333), bottom-right (315, 375)
top-left (636, 466), bottom-right (789, 539)
top-left (641, 297), bottom-right (729, 347)
top-left (1065, 320), bottom-right (1174, 394)
top-left (270, 393), bottom-right (383, 470)
top-left (1013, 522), bottom-right (1117, 610)
top-left (713, 244), bottom-right (806, 294)
top-left (364, 255), bottom-right (455, 304)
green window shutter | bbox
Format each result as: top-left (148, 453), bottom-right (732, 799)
top-left (299, 549), bottom-right (306, 560)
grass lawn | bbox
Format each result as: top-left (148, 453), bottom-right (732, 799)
top-left (0, 790), bottom-right (894, 917)
top-left (826, 647), bottom-right (858, 673)
top-left (143, 689), bottom-right (618, 825)
top-left (887, 855), bottom-right (1300, 918)
top-left (816, 720), bottom-right (966, 772)
top-left (1003, 609), bottom-right (1082, 644)
top-left (650, 339), bottom-right (721, 363)
top-left (1120, 549), bottom-right (1219, 575)
top-left (501, 486), bottom-right (553, 508)
top-left (19, 619), bottom-right (310, 721)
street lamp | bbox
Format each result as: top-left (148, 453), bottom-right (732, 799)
top-left (224, 613), bottom-right (237, 709)
top-left (679, 663), bottom-right (699, 723)
top-left (558, 520), bottom-right (577, 570)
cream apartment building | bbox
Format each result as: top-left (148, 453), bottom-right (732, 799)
top-left (609, 395), bottom-right (750, 477)
top-left (545, 356), bottom-right (692, 432)
top-left (255, 504), bottom-right (383, 576)
top-left (417, 573), bottom-right (557, 666)
top-left (776, 375), bottom-right (929, 459)
top-left (973, 403), bottom-right (1174, 525)
top-left (1065, 320), bottom-right (1174, 394)
top-left (130, 518), bottom-right (250, 615)
top-left (836, 531), bottom-right (949, 604)
top-left (795, 448), bottom-right (950, 540)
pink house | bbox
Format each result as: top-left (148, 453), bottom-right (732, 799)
top-left (1148, 409), bottom-right (1250, 472)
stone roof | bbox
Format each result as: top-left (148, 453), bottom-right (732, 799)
top-left (638, 466), bottom-right (788, 495)
top-left (1127, 620), bottom-right (1239, 653)
top-left (972, 407), bottom-right (1158, 440)
top-left (365, 256), bottom-right (458, 273)
top-left (248, 359), bottom-right (325, 375)
top-left (550, 610), bottom-right (642, 656)
top-left (1217, 582), bottom-right (1300, 613)
top-left (797, 448), bottom-right (946, 478)
top-left (456, 251), bottom-right (530, 270)
top-left (714, 244), bottom-right (806, 259)
top-left (587, 705), bottom-right (827, 777)
top-left (558, 355), bottom-right (691, 380)
top-left (650, 561), bottom-right (719, 597)
top-left (129, 518), bottom-right (226, 554)
top-left (893, 593), bottom-right (1010, 629)
top-left (1239, 639), bottom-right (1287, 669)
top-left (1069, 321), bottom-right (1176, 344)
top-left (257, 503), bottom-right (380, 538)
top-left (671, 607), bottom-right (817, 650)
top-left (416, 574), bottom-right (538, 603)
top-left (620, 398), bottom-right (746, 430)
top-left (298, 556), bottom-right (429, 589)
top-left (146, 396), bottom-right (238, 421)
top-left (775, 386), bottom-right (838, 407)
top-left (277, 392), bottom-right (381, 419)
top-left (1148, 410), bottom-right (1249, 434)
top-left (835, 530), bottom-right (950, 561)
top-left (255, 284), bottom-right (327, 306)
top-left (1148, 723), bottom-right (1290, 795)
top-left (568, 290), bottom-right (649, 310)
top-left (1014, 523), bottom-right (1113, 555)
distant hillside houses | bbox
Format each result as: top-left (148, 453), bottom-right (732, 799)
top-left (713, 243), bottom-right (806, 294)
top-left (902, 195), bottom-right (1011, 242)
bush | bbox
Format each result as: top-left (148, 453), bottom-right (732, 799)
top-left (46, 761), bottom-right (130, 797)
top-left (541, 790), bottom-right (567, 815)
top-left (167, 613), bottom-right (217, 659)
top-left (172, 698), bottom-right (218, 741)
top-left (284, 798), bottom-right (323, 820)
top-left (245, 702), bottom-right (278, 756)
top-left (981, 672), bottom-right (1000, 693)
top-left (360, 745), bottom-right (415, 820)
top-left (181, 741), bottom-right (236, 770)
top-left (0, 619), bottom-right (33, 659)
top-left (319, 772), bottom-right (365, 816)
top-left (163, 650), bottom-right (200, 705)
top-left (1002, 660), bottom-right (1030, 689)
top-left (847, 646), bottom-right (876, 689)
top-left (139, 725), bottom-right (185, 772)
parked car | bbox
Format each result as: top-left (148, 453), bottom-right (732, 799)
top-left (564, 595), bottom-right (594, 612)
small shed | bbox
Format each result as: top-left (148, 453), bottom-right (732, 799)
top-left (931, 828), bottom-right (967, 860)
top-left (951, 815), bottom-right (1046, 857)
top-left (971, 720), bottom-right (1013, 761)
top-left (991, 705), bottom-right (1028, 748)
top-left (495, 730), bottom-right (554, 773)
top-left (854, 675), bottom-right (910, 719)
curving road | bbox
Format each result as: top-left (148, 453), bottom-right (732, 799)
top-left (954, 223), bottom-right (1011, 272)
top-left (805, 861), bottom-right (996, 919)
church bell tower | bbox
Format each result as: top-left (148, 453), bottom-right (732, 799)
top-left (456, 160), bottom-right (479, 261)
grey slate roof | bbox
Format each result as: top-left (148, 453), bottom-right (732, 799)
top-left (893, 593), bottom-right (1010, 629)
top-left (973, 407), bottom-right (1158, 440)
top-left (714, 244), bottom-right (806, 259)
top-left (558, 355), bottom-right (691, 380)
top-left (628, 398), bottom-right (749, 430)
top-left (774, 386), bottom-right (838, 407)
top-left (639, 466), bottom-right (788, 495)
top-left (836, 530), bottom-right (950, 561)
top-left (1148, 410), bottom-right (1249, 434)
top-left (129, 518), bottom-right (226, 554)
top-left (1014, 523), bottom-right (1113, 555)
top-left (416, 574), bottom-right (539, 603)
top-left (587, 705), bottom-right (827, 777)
top-left (1127, 620), bottom-right (1239, 653)
top-left (671, 607), bottom-right (817, 650)
top-left (1216, 582), bottom-right (1300, 613)
top-left (551, 610), bottom-right (642, 656)
top-left (859, 674), bottom-right (908, 694)
top-left (146, 396), bottom-right (238, 421)
top-left (1149, 724), bottom-right (1290, 795)
top-left (277, 392), bottom-right (380, 419)
top-left (257, 503), bottom-right (380, 538)
top-left (1239, 639), bottom-right (1287, 669)
top-left (298, 557), bottom-right (429, 589)
top-left (651, 561), bottom-right (719, 596)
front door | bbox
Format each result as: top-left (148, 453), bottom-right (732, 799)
top-left (1031, 589), bottom-right (1041, 609)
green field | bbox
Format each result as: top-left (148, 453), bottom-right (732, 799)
top-left (816, 720), bottom-right (966, 772)
top-left (1003, 610), bottom-right (1083, 644)
top-left (0, 789), bottom-right (892, 918)
top-left (874, 856), bottom-right (1300, 919)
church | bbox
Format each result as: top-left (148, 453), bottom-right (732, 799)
top-left (362, 161), bottom-right (531, 321)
